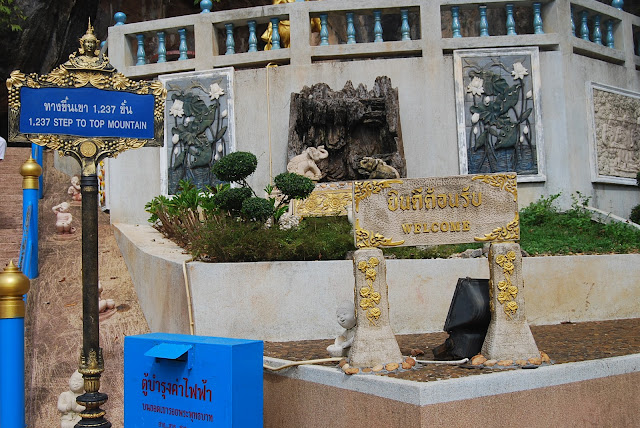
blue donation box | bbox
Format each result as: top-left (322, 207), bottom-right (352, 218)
top-left (125, 333), bottom-right (263, 427)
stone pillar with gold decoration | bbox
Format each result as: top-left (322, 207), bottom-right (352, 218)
top-left (348, 247), bottom-right (403, 368)
top-left (481, 242), bottom-right (540, 361)
top-left (0, 261), bottom-right (30, 427)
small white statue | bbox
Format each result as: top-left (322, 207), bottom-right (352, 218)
top-left (287, 145), bottom-right (329, 181)
top-left (68, 175), bottom-right (81, 202)
top-left (327, 302), bottom-right (357, 357)
top-left (52, 202), bottom-right (74, 234)
top-left (98, 281), bottom-right (115, 313)
top-left (57, 370), bottom-right (85, 428)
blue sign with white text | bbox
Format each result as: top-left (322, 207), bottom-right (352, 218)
top-left (125, 333), bottom-right (263, 428)
top-left (19, 87), bottom-right (155, 139)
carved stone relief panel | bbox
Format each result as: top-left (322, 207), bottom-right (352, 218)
top-left (589, 83), bottom-right (640, 185)
top-left (454, 48), bottom-right (545, 182)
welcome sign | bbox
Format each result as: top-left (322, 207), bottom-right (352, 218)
top-left (353, 173), bottom-right (519, 248)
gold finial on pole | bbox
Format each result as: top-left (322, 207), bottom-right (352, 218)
top-left (0, 261), bottom-right (30, 319)
top-left (20, 156), bottom-right (42, 190)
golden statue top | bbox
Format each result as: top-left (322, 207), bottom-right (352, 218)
top-left (62, 19), bottom-right (115, 72)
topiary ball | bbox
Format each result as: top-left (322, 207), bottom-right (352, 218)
top-left (213, 187), bottom-right (252, 213)
top-left (274, 172), bottom-right (315, 200)
top-left (212, 152), bottom-right (258, 183)
top-left (631, 204), bottom-right (640, 225)
top-left (241, 197), bottom-right (274, 222)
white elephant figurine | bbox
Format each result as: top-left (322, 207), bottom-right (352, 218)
top-left (287, 145), bottom-right (329, 181)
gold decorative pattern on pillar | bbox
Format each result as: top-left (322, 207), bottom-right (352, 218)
top-left (495, 250), bottom-right (519, 319)
top-left (474, 211), bottom-right (520, 242)
top-left (357, 257), bottom-right (382, 325)
top-left (471, 173), bottom-right (518, 201)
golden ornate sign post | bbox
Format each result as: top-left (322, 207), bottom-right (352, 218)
top-left (7, 22), bottom-right (165, 427)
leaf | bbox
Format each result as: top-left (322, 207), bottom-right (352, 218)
top-left (520, 108), bottom-right (533, 122)
top-left (475, 131), bottom-right (488, 151)
top-left (494, 126), bottom-right (518, 150)
top-left (214, 126), bottom-right (227, 142)
top-left (500, 85), bottom-right (520, 112)
top-left (487, 127), bottom-right (499, 136)
top-left (172, 150), bottom-right (186, 170)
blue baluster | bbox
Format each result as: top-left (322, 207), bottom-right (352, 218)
top-left (479, 5), bottom-right (489, 37)
top-left (271, 18), bottom-right (281, 49)
top-left (136, 34), bottom-right (146, 65)
top-left (611, 0), bottom-right (623, 11)
top-left (401, 9), bottom-right (411, 41)
top-left (157, 31), bottom-right (166, 63)
top-left (533, 3), bottom-right (544, 34)
top-left (571, 6), bottom-right (576, 37)
top-left (225, 23), bottom-right (235, 54)
top-left (346, 12), bottom-right (356, 44)
top-left (373, 10), bottom-right (383, 42)
top-left (200, 0), bottom-right (212, 13)
top-left (580, 11), bottom-right (590, 41)
top-left (593, 14), bottom-right (602, 45)
top-left (114, 12), bottom-right (126, 26)
top-left (506, 4), bottom-right (516, 36)
top-left (248, 20), bottom-right (258, 52)
top-left (605, 20), bottom-right (614, 48)
top-left (177, 28), bottom-right (188, 60)
top-left (451, 6), bottom-right (461, 38)
top-left (320, 13), bottom-right (329, 46)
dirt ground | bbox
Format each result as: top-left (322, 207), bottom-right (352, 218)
top-left (24, 151), bottom-right (150, 427)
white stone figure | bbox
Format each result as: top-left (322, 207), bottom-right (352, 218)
top-left (286, 145), bottom-right (329, 181)
top-left (358, 156), bottom-right (400, 179)
top-left (57, 370), bottom-right (85, 428)
top-left (327, 302), bottom-right (357, 357)
top-left (68, 175), bottom-right (82, 202)
top-left (98, 281), bottom-right (116, 313)
top-left (52, 202), bottom-right (74, 234)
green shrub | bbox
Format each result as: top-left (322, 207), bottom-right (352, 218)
top-left (274, 172), bottom-right (315, 201)
top-left (211, 151), bottom-right (257, 183)
top-left (213, 187), bottom-right (252, 213)
top-left (242, 197), bottom-right (274, 222)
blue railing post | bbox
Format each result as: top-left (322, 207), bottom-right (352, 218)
top-left (157, 31), bottom-right (167, 62)
top-left (533, 2), bottom-right (544, 35)
top-left (479, 5), bottom-right (489, 37)
top-left (31, 143), bottom-right (43, 199)
top-left (506, 4), bottom-right (516, 36)
top-left (451, 6), bottom-right (461, 38)
top-left (20, 156), bottom-right (41, 279)
top-left (0, 261), bottom-right (30, 428)
top-left (320, 14), bottom-right (329, 45)
top-left (248, 20), bottom-right (258, 52)
top-left (400, 9), bottom-right (411, 41)
top-left (346, 12), bottom-right (356, 44)
top-left (605, 20), bottom-right (614, 48)
top-left (178, 28), bottom-right (189, 60)
top-left (225, 23), bottom-right (235, 54)
top-left (593, 14), bottom-right (602, 45)
top-left (580, 11), bottom-right (590, 41)
top-left (114, 12), bottom-right (126, 26)
top-left (611, 0), bottom-right (623, 11)
top-left (200, 0), bottom-right (212, 13)
top-left (136, 34), bottom-right (146, 65)
top-left (270, 18), bottom-right (281, 49)
top-left (373, 10), bottom-right (383, 42)
top-left (571, 6), bottom-right (576, 37)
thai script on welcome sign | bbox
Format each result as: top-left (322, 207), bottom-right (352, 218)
top-left (387, 186), bottom-right (481, 211)
top-left (142, 373), bottom-right (212, 402)
top-left (142, 403), bottom-right (213, 423)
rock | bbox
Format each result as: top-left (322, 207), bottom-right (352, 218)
top-left (459, 248), bottom-right (484, 259)
top-left (497, 360), bottom-right (513, 367)
top-left (471, 354), bottom-right (487, 366)
top-left (339, 359), bottom-right (347, 368)
top-left (372, 364), bottom-right (384, 372)
top-left (405, 357), bottom-right (416, 367)
top-left (515, 359), bottom-right (528, 366)
top-left (540, 351), bottom-right (551, 363)
top-left (402, 362), bottom-right (411, 370)
top-left (484, 359), bottom-right (497, 367)
top-left (528, 357), bottom-right (542, 365)
top-left (362, 367), bottom-right (371, 373)
top-left (410, 348), bottom-right (424, 357)
top-left (344, 367), bottom-right (359, 375)
top-left (385, 362), bottom-right (399, 371)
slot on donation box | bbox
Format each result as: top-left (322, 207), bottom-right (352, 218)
top-left (125, 333), bottom-right (263, 427)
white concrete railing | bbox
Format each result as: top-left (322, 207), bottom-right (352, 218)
top-left (108, 0), bottom-right (640, 79)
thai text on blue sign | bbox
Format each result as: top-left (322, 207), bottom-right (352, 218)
top-left (19, 87), bottom-right (155, 139)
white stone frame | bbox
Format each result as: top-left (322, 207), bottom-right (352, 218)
top-left (454, 47), bottom-right (546, 182)
top-left (587, 82), bottom-right (640, 186)
top-left (159, 68), bottom-right (236, 196)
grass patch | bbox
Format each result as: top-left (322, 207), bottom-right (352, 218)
top-left (519, 194), bottom-right (640, 255)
